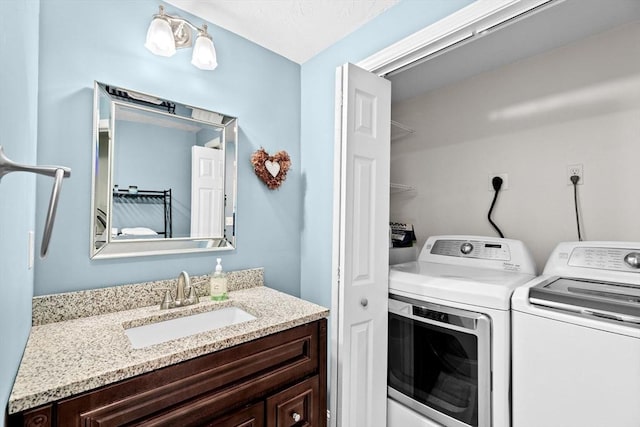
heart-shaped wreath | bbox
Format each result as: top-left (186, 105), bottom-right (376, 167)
top-left (251, 148), bottom-right (291, 190)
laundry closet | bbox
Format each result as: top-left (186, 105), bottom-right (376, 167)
top-left (387, 0), bottom-right (640, 271)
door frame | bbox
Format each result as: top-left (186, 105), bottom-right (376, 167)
top-left (330, 0), bottom-right (560, 424)
top-left (358, 0), bottom-right (557, 76)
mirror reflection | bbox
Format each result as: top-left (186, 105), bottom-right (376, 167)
top-left (91, 82), bottom-right (237, 259)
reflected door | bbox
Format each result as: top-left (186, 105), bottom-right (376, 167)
top-left (191, 145), bottom-right (224, 238)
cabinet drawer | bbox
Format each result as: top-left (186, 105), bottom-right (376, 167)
top-left (142, 401), bottom-right (265, 427)
top-left (208, 402), bottom-right (265, 427)
top-left (266, 376), bottom-right (319, 427)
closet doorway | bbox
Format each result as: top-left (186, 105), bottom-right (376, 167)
top-left (331, 0), bottom-right (640, 425)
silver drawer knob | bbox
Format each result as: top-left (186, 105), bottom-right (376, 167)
top-left (292, 412), bottom-right (301, 422)
top-left (360, 298), bottom-right (368, 307)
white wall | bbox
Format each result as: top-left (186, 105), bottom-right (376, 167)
top-left (390, 21), bottom-right (640, 271)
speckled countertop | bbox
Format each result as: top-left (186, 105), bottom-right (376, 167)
top-left (8, 270), bottom-right (329, 414)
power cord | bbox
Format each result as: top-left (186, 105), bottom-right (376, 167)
top-left (570, 174), bottom-right (582, 241)
top-left (488, 176), bottom-right (505, 238)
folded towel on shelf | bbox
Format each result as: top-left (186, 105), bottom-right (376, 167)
top-left (120, 227), bottom-right (158, 236)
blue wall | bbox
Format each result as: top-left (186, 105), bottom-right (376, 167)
top-left (0, 1), bottom-right (40, 424)
top-left (34, 0), bottom-right (302, 296)
top-left (299, 0), bottom-right (475, 308)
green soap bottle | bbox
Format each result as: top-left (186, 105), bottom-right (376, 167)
top-left (210, 258), bottom-right (228, 301)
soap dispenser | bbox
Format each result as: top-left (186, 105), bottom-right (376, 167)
top-left (210, 258), bottom-right (228, 301)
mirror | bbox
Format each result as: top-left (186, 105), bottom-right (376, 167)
top-left (90, 82), bottom-right (237, 259)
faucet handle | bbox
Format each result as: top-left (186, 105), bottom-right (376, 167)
top-left (158, 287), bottom-right (175, 310)
top-left (186, 286), bottom-right (199, 305)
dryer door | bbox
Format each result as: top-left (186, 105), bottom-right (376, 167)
top-left (388, 295), bottom-right (491, 427)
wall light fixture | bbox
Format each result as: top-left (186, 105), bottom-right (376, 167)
top-left (145, 5), bottom-right (218, 71)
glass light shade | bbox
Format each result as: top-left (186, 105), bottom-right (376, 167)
top-left (191, 35), bottom-right (218, 70)
top-left (145, 17), bottom-right (176, 57)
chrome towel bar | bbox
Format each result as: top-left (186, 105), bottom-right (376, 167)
top-left (0, 146), bottom-right (71, 258)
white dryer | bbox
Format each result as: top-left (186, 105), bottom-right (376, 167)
top-left (512, 241), bottom-right (640, 427)
top-left (388, 235), bottom-right (536, 427)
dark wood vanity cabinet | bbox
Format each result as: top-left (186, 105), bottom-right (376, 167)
top-left (10, 319), bottom-right (327, 427)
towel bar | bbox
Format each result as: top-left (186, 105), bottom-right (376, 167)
top-left (0, 146), bottom-right (71, 258)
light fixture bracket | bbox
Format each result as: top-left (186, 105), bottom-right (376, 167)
top-left (167, 18), bottom-right (194, 49)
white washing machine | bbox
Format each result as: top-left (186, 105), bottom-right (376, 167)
top-left (512, 241), bottom-right (640, 427)
top-left (387, 235), bottom-right (537, 427)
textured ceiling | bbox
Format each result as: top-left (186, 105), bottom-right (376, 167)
top-left (165, 0), bottom-right (400, 64)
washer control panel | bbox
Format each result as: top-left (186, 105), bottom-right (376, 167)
top-left (568, 247), bottom-right (640, 272)
top-left (431, 239), bottom-right (511, 261)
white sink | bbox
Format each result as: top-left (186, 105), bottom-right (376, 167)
top-left (125, 306), bottom-right (256, 349)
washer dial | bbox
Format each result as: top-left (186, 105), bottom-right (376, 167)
top-left (460, 242), bottom-right (474, 255)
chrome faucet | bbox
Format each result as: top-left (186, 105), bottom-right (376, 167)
top-left (160, 271), bottom-right (199, 309)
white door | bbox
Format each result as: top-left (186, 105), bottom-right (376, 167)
top-left (191, 145), bottom-right (224, 238)
top-left (331, 63), bottom-right (391, 427)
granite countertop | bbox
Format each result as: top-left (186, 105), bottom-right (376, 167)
top-left (8, 273), bottom-right (329, 414)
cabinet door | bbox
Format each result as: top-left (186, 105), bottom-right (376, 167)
top-left (266, 376), bottom-right (319, 427)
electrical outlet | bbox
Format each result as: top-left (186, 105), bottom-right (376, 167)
top-left (567, 164), bottom-right (584, 185)
top-left (488, 173), bottom-right (509, 191)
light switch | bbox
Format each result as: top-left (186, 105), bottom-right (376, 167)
top-left (28, 230), bottom-right (34, 269)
